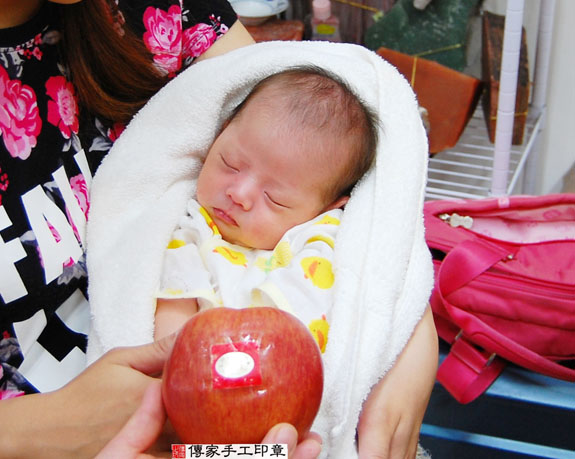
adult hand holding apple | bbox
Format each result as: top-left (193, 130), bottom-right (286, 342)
top-left (162, 307), bottom-right (324, 445)
top-left (96, 386), bottom-right (323, 459)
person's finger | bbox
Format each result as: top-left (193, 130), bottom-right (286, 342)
top-left (358, 413), bottom-right (420, 459)
top-left (388, 425), bottom-right (420, 459)
top-left (357, 400), bottom-right (395, 459)
top-left (263, 424), bottom-right (322, 459)
top-left (105, 333), bottom-right (178, 376)
top-left (262, 423), bottom-right (298, 452)
top-left (358, 427), bottom-right (391, 458)
top-left (95, 381), bottom-right (166, 458)
top-left (291, 435), bottom-right (323, 459)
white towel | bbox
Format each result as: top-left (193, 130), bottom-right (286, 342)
top-left (86, 41), bottom-right (434, 458)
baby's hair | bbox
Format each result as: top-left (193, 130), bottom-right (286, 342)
top-left (230, 65), bottom-right (380, 202)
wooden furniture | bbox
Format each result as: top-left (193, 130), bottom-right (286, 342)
top-left (482, 10), bottom-right (530, 146)
top-left (376, 47), bottom-right (483, 154)
top-left (245, 19), bottom-right (304, 42)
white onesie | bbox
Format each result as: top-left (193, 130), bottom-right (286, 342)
top-left (157, 199), bottom-right (342, 353)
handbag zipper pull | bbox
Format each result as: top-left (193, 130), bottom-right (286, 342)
top-left (439, 213), bottom-right (474, 229)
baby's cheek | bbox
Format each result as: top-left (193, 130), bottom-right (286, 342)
top-left (247, 222), bottom-right (278, 250)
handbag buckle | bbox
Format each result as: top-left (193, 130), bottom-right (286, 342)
top-left (439, 213), bottom-right (474, 229)
top-left (454, 330), bottom-right (497, 367)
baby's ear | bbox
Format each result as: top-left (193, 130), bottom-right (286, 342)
top-left (325, 195), bottom-right (349, 211)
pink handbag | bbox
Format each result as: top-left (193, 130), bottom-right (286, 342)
top-left (424, 194), bottom-right (575, 404)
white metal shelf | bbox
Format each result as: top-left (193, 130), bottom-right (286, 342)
top-left (426, 105), bottom-right (543, 200)
top-left (425, 0), bottom-right (555, 201)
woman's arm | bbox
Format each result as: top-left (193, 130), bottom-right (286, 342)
top-left (196, 20), bottom-right (255, 62)
top-left (0, 335), bottom-right (177, 459)
top-left (357, 305), bottom-right (438, 458)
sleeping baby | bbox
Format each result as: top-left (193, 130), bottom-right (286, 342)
top-left (86, 41), bottom-right (435, 459)
top-left (154, 65), bottom-right (378, 350)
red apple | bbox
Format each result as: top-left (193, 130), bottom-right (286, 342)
top-left (162, 307), bottom-right (324, 444)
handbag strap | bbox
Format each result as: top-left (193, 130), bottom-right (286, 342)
top-left (438, 238), bottom-right (511, 297)
top-left (435, 238), bottom-right (575, 403)
top-left (437, 333), bottom-right (507, 404)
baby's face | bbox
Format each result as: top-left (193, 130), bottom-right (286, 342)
top-left (196, 101), bottom-right (343, 250)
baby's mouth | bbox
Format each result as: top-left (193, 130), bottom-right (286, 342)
top-left (213, 208), bottom-right (238, 227)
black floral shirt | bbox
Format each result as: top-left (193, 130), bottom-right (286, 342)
top-left (0, 0), bottom-right (237, 397)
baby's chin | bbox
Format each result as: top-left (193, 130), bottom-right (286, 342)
top-left (219, 229), bottom-right (277, 251)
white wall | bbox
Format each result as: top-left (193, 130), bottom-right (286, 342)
top-left (486, 0), bottom-right (575, 194)
top-left (538, 0), bottom-right (575, 193)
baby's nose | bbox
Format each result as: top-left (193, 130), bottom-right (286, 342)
top-left (227, 179), bottom-right (254, 210)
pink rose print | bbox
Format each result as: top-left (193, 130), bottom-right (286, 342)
top-left (143, 5), bottom-right (183, 74)
top-left (36, 220), bottom-right (74, 268)
top-left (62, 257), bottom-right (75, 268)
top-left (183, 23), bottom-right (216, 59)
top-left (107, 122), bottom-right (125, 142)
top-left (46, 76), bottom-right (79, 139)
top-left (48, 220), bottom-right (62, 243)
top-left (0, 388), bottom-right (25, 400)
top-left (210, 14), bottom-right (229, 36)
top-left (0, 66), bottom-right (42, 160)
top-left (0, 168), bottom-right (9, 206)
top-left (15, 33), bottom-right (43, 62)
top-left (70, 174), bottom-right (90, 218)
top-left (62, 174), bottom-right (90, 244)
top-left (32, 47), bottom-right (43, 60)
top-left (0, 367), bottom-right (25, 400)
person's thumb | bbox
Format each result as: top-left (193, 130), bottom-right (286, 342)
top-left (95, 381), bottom-right (166, 458)
top-left (262, 423), bottom-right (298, 451)
top-left (262, 424), bottom-right (322, 459)
top-left (109, 333), bottom-right (178, 376)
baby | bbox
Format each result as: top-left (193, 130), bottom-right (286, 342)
top-left (154, 66), bottom-right (379, 350)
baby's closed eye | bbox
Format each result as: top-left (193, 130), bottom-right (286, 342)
top-left (264, 191), bottom-right (290, 209)
top-left (220, 154), bottom-right (239, 172)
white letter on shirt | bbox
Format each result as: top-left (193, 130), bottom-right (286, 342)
top-left (0, 206), bottom-right (28, 303)
top-left (21, 186), bottom-right (82, 284)
top-left (52, 167), bottom-right (87, 246)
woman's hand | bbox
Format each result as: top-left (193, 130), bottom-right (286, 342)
top-left (95, 381), bottom-right (168, 459)
top-left (0, 335), bottom-right (177, 459)
top-left (357, 306), bottom-right (438, 459)
top-left (97, 382), bottom-right (322, 459)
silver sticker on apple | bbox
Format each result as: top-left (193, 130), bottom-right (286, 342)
top-left (215, 351), bottom-right (255, 379)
